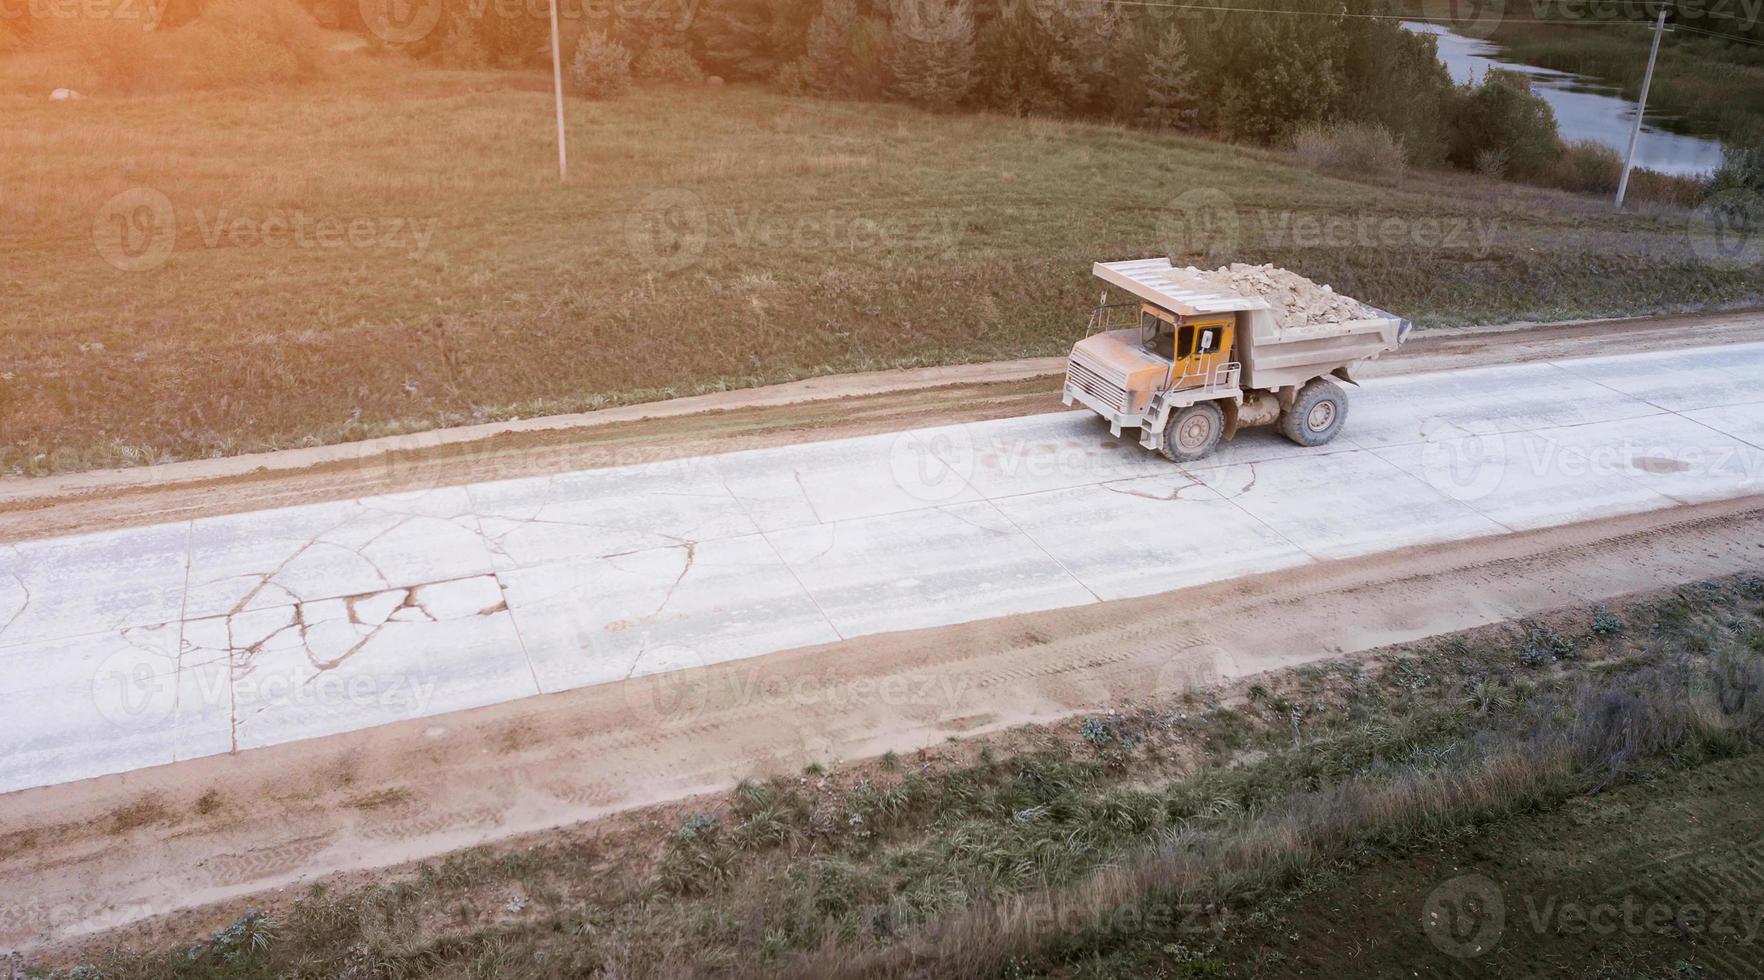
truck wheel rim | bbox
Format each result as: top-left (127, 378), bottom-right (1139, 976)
top-left (1306, 401), bottom-right (1337, 432)
top-left (1178, 415), bottom-right (1213, 451)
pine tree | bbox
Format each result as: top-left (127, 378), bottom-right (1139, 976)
top-left (888, 0), bottom-right (977, 110)
top-left (1141, 27), bottom-right (1198, 130)
top-left (804, 0), bottom-right (861, 96)
top-left (805, 0), bottom-right (888, 98)
top-left (570, 30), bottom-right (632, 99)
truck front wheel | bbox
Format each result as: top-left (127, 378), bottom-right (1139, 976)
top-left (1281, 378), bottom-right (1348, 447)
top-left (1161, 402), bottom-right (1224, 463)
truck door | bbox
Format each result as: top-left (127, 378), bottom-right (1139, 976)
top-left (1173, 318), bottom-right (1235, 389)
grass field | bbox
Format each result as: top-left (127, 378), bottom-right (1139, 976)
top-left (36, 575), bottom-right (1764, 979)
top-left (4, 69), bottom-right (1762, 475)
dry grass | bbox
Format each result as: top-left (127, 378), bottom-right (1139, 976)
top-left (3, 72), bottom-right (1762, 475)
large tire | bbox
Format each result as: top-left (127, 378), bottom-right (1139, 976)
top-left (1280, 378), bottom-right (1348, 447)
top-left (1161, 402), bottom-right (1225, 463)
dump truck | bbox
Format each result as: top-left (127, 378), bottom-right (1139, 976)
top-left (1062, 258), bottom-right (1411, 462)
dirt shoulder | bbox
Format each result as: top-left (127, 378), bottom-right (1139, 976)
top-left (4, 310), bottom-right (1764, 543)
top-left (7, 493), bottom-right (1764, 955)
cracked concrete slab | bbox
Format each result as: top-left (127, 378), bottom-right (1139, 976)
top-left (765, 501), bottom-right (1098, 638)
top-left (0, 522), bottom-right (190, 650)
top-left (0, 623), bottom-right (229, 794)
top-left (989, 474), bottom-right (1311, 600)
top-left (497, 534), bottom-right (840, 694)
top-left (1553, 343), bottom-right (1764, 412)
top-left (4, 342), bottom-right (1764, 794)
top-left (189, 575), bottom-right (535, 751)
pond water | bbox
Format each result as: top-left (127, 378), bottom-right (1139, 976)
top-left (1404, 21), bottom-right (1726, 176)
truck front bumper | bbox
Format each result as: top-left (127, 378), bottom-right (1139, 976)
top-left (1062, 380), bottom-right (1145, 437)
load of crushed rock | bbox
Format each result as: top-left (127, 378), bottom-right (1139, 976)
top-left (1177, 263), bottom-right (1375, 329)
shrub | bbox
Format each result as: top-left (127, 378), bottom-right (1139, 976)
top-left (634, 44), bottom-right (705, 84)
top-left (1545, 139), bottom-right (1623, 195)
top-left (1292, 120), bottom-right (1407, 178)
top-left (887, 0), bottom-right (978, 110)
top-left (570, 30), bottom-right (632, 99)
top-left (1709, 133), bottom-right (1764, 197)
top-left (775, 59), bottom-right (811, 94)
top-left (1448, 70), bottom-right (1562, 180)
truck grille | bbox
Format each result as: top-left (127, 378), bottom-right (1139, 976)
top-left (1067, 356), bottom-right (1129, 412)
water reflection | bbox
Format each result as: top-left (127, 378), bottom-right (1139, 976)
top-left (1405, 20), bottom-right (1725, 177)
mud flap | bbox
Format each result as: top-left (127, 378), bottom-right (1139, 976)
top-left (1331, 366), bottom-right (1358, 386)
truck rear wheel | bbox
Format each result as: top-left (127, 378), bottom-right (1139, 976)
top-left (1281, 378), bottom-right (1348, 447)
top-left (1161, 402), bottom-right (1224, 463)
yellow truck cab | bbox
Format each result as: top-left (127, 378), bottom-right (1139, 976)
top-left (1063, 259), bottom-right (1410, 462)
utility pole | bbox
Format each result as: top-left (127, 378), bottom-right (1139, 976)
top-left (546, 0), bottom-right (568, 181)
top-left (1615, 2), bottom-right (1669, 210)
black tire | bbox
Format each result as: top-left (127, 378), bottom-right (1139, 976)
top-left (1160, 402), bottom-right (1225, 463)
top-left (1280, 378), bottom-right (1348, 447)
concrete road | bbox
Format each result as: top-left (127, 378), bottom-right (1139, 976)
top-left (4, 343), bottom-right (1764, 794)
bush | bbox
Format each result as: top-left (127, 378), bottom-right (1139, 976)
top-left (1447, 70), bottom-right (1562, 180)
top-left (634, 44), bottom-right (705, 84)
top-left (1545, 139), bottom-right (1623, 195)
top-left (1710, 134), bottom-right (1764, 197)
top-left (775, 59), bottom-right (811, 94)
top-left (570, 30), bottom-right (632, 99)
top-left (1292, 120), bottom-right (1407, 178)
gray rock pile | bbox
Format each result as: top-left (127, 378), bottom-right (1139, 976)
top-left (1180, 263), bottom-right (1375, 329)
